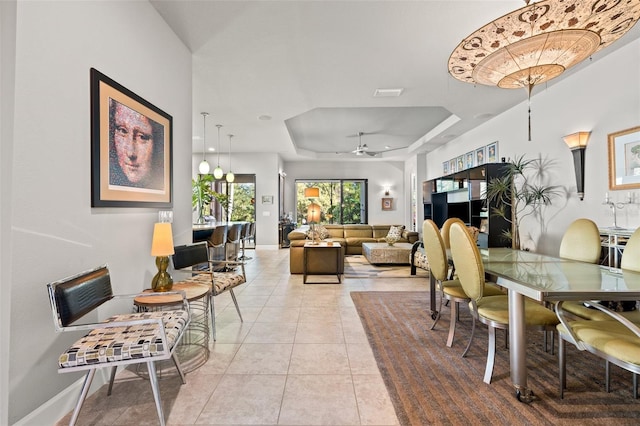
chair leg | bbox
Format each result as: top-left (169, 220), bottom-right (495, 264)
top-left (606, 360), bottom-right (611, 393)
top-left (634, 373), bottom-right (638, 399)
top-left (559, 336), bottom-right (566, 399)
top-left (446, 300), bottom-right (458, 347)
top-left (229, 288), bottom-right (243, 321)
top-left (429, 289), bottom-right (444, 330)
top-left (107, 366), bottom-right (117, 396)
top-left (484, 326), bottom-right (497, 384)
top-left (147, 361), bottom-right (166, 426)
top-left (210, 293), bottom-right (217, 341)
top-left (171, 353), bottom-right (187, 384)
top-left (461, 316), bottom-right (476, 358)
top-left (69, 369), bottom-right (96, 426)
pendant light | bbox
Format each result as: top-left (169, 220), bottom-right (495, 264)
top-left (198, 112), bottom-right (210, 174)
top-left (213, 124), bottom-right (224, 179)
top-left (226, 134), bottom-right (235, 183)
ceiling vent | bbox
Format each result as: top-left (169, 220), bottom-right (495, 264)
top-left (373, 88), bottom-right (404, 97)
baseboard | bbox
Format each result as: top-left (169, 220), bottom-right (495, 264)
top-left (14, 369), bottom-right (110, 426)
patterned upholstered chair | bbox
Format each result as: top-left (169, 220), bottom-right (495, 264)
top-left (47, 265), bottom-right (189, 426)
top-left (172, 242), bottom-right (246, 340)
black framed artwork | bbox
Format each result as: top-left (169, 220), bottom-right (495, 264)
top-left (90, 68), bottom-right (172, 207)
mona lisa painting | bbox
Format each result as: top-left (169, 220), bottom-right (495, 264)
top-left (90, 68), bottom-right (173, 207)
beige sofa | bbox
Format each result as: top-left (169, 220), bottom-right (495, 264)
top-left (288, 224), bottom-right (419, 273)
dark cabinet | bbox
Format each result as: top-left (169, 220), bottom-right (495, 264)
top-left (423, 163), bottom-right (511, 248)
top-left (279, 223), bottom-right (296, 248)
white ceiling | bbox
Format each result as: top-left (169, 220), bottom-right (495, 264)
top-left (150, 0), bottom-right (640, 162)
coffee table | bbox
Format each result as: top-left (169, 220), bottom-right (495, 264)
top-left (362, 242), bottom-right (413, 265)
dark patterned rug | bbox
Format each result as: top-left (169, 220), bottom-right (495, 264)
top-left (351, 291), bottom-right (640, 426)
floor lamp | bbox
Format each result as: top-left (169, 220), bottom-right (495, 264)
top-left (304, 187), bottom-right (321, 244)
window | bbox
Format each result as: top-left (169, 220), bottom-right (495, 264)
top-left (212, 174), bottom-right (256, 222)
top-left (295, 179), bottom-right (368, 225)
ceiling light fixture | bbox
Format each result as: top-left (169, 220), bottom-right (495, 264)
top-left (213, 124), bottom-right (224, 179)
top-left (198, 112), bottom-right (210, 174)
top-left (448, 0), bottom-right (640, 141)
top-left (226, 134), bottom-right (235, 183)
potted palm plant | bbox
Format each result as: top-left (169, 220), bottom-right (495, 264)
top-left (192, 174), bottom-right (215, 224)
top-left (485, 155), bottom-right (559, 249)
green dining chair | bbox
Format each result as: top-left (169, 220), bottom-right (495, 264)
top-left (449, 221), bottom-right (559, 384)
top-left (422, 219), bottom-right (502, 348)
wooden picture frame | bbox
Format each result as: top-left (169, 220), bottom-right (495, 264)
top-left (382, 197), bottom-right (393, 211)
top-left (608, 126), bottom-right (640, 190)
top-left (90, 68), bottom-right (172, 207)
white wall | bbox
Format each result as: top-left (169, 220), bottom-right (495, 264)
top-left (193, 152), bottom-right (281, 245)
top-left (426, 38), bottom-right (640, 255)
top-left (282, 160), bottom-right (406, 225)
top-left (5, 1), bottom-right (192, 423)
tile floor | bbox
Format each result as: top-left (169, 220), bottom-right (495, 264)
top-left (56, 246), bottom-right (428, 425)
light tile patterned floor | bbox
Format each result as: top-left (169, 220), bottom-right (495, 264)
top-left (56, 247), bottom-right (428, 425)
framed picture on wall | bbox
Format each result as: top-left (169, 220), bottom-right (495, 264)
top-left (443, 161), bottom-right (449, 175)
top-left (475, 146), bottom-right (486, 165)
top-left (449, 159), bottom-right (456, 173)
top-left (382, 197), bottom-right (393, 211)
top-left (486, 141), bottom-right (498, 163)
top-left (608, 126), bottom-right (640, 190)
top-left (90, 68), bottom-right (173, 207)
top-left (465, 151), bottom-right (474, 169)
top-left (456, 155), bottom-right (465, 171)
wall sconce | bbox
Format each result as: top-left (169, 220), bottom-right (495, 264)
top-left (384, 186), bottom-right (390, 196)
top-left (563, 131), bottom-right (590, 201)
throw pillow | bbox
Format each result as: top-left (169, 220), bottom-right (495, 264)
top-left (306, 225), bottom-right (330, 240)
top-left (386, 225), bottom-right (404, 240)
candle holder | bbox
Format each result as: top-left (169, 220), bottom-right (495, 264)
top-left (603, 192), bottom-right (636, 228)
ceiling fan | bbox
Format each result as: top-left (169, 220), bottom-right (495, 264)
top-left (352, 132), bottom-right (379, 157)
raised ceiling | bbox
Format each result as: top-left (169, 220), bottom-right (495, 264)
top-left (150, 0), bottom-right (640, 161)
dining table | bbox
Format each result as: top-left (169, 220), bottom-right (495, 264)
top-left (434, 247), bottom-right (640, 403)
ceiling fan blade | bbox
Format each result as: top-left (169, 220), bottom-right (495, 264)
top-left (365, 151), bottom-right (378, 157)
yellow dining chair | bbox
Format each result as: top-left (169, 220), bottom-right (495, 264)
top-left (562, 224), bottom-right (640, 321)
top-left (449, 221), bottom-right (559, 384)
top-left (422, 219), bottom-right (502, 348)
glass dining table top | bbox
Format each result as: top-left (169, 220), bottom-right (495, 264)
top-left (478, 247), bottom-right (640, 302)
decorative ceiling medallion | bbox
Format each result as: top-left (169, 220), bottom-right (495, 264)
top-left (448, 0), bottom-right (640, 90)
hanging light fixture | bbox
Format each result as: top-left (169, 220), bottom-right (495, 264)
top-left (448, 0), bottom-right (640, 141)
top-left (213, 124), bottom-right (224, 179)
top-left (198, 112), bottom-right (210, 174)
top-left (226, 134), bottom-right (235, 183)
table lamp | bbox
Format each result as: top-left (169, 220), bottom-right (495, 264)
top-left (151, 222), bottom-right (175, 291)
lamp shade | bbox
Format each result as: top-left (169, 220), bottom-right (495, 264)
top-left (563, 132), bottom-right (591, 149)
top-left (304, 187), bottom-right (319, 198)
top-left (151, 223), bottom-right (175, 256)
top-left (199, 159), bottom-right (210, 174)
top-left (306, 202), bottom-right (321, 223)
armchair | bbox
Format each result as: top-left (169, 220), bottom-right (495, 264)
top-left (47, 265), bottom-right (189, 426)
top-left (172, 242), bottom-right (246, 340)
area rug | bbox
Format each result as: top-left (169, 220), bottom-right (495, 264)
top-left (344, 255), bottom-right (428, 279)
top-left (351, 291), bottom-right (640, 426)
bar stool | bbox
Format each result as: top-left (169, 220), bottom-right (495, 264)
top-left (240, 222), bottom-right (253, 260)
top-left (226, 223), bottom-right (243, 262)
top-left (207, 225), bottom-right (228, 268)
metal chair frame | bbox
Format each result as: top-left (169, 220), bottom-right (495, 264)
top-left (172, 243), bottom-right (246, 340)
top-left (47, 265), bottom-right (189, 426)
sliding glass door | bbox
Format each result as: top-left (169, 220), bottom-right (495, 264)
top-left (295, 179), bottom-right (368, 225)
